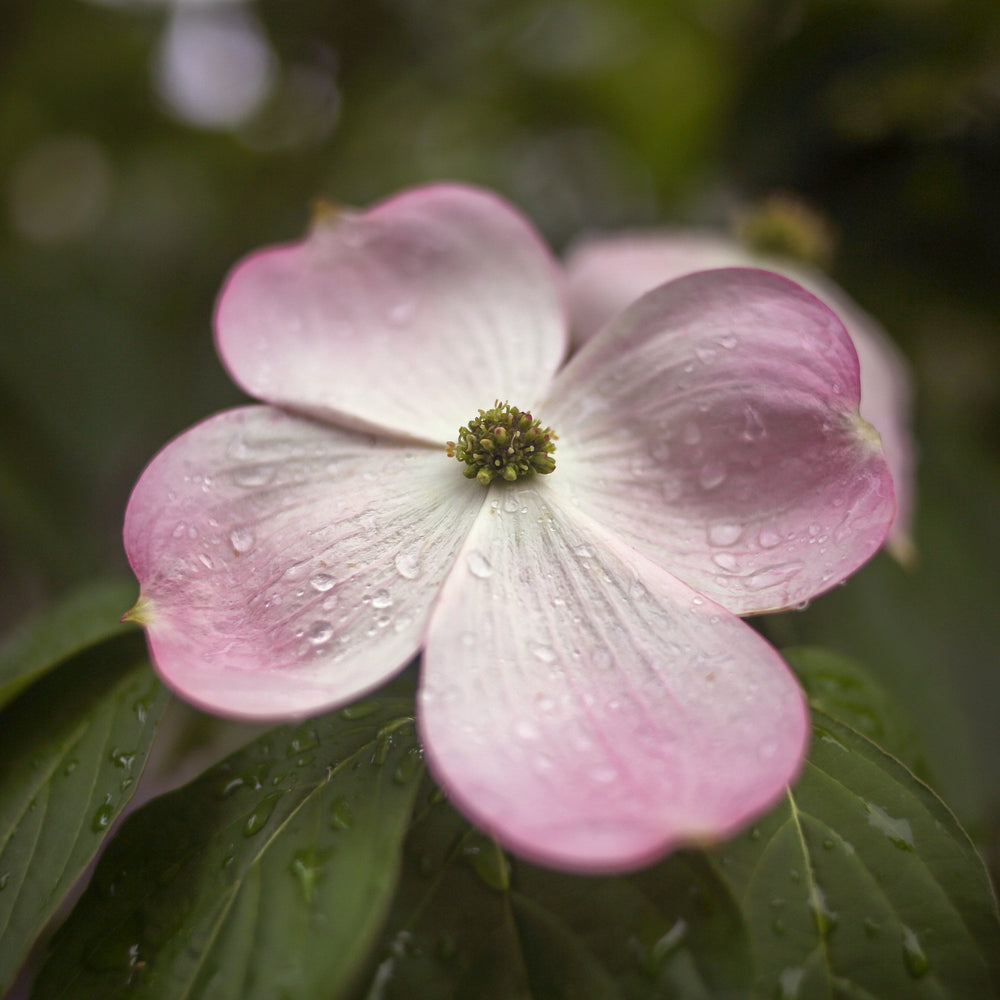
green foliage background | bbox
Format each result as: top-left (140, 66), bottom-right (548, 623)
top-left (1, 0), bottom-right (999, 985)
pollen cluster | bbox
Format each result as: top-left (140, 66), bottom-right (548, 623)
top-left (447, 400), bottom-right (557, 486)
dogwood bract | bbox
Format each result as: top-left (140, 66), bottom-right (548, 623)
top-left (124, 183), bottom-right (895, 872)
top-left (565, 229), bottom-right (915, 563)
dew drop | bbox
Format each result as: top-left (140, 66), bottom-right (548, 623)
top-left (741, 405), bottom-right (767, 442)
top-left (901, 925), bottom-right (930, 978)
top-left (229, 527), bottom-right (254, 554)
top-left (682, 421), bottom-right (701, 445)
top-left (712, 552), bottom-right (740, 572)
top-left (708, 522), bottom-right (743, 546)
top-left (289, 848), bottom-right (328, 903)
top-left (777, 965), bottom-right (805, 999)
top-left (757, 525), bottom-right (783, 549)
top-left (371, 589), bottom-right (393, 609)
top-left (91, 797), bottom-right (115, 833)
top-left (529, 641), bottom-right (557, 664)
top-left (698, 461), bottom-right (727, 490)
top-left (243, 790), bottom-right (283, 836)
top-left (233, 465), bottom-right (275, 488)
top-left (866, 802), bottom-right (915, 850)
top-left (329, 795), bottom-right (354, 829)
top-left (503, 492), bottom-right (520, 513)
top-left (394, 548), bottom-right (422, 580)
top-left (310, 572), bottom-right (335, 592)
top-left (466, 550), bottom-right (493, 579)
top-left (306, 620), bottom-right (333, 646)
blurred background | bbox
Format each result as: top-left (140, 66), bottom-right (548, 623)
top-left (2, 0), bottom-right (999, 875)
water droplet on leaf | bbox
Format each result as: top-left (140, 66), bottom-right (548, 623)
top-left (243, 790), bottom-right (283, 836)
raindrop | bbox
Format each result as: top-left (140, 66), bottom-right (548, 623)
top-left (901, 925), bottom-right (930, 978)
top-left (698, 461), bottom-right (727, 491)
top-left (233, 464), bottom-right (275, 488)
top-left (306, 621), bottom-right (333, 646)
top-left (757, 525), bottom-right (783, 549)
top-left (682, 421), bottom-right (701, 445)
top-left (290, 848), bottom-right (328, 904)
top-left (503, 493), bottom-right (520, 513)
top-left (310, 572), bottom-right (335, 592)
top-left (243, 790), bottom-right (283, 836)
top-left (467, 550), bottom-right (493, 579)
top-left (741, 405), bottom-right (767, 442)
top-left (329, 795), bottom-right (353, 829)
top-left (91, 797), bottom-right (115, 833)
top-left (393, 747), bottom-right (423, 784)
top-left (712, 552), bottom-right (740, 572)
top-left (865, 802), bottom-right (915, 851)
top-left (529, 641), bottom-right (557, 664)
top-left (707, 522), bottom-right (742, 546)
top-left (371, 589), bottom-right (393, 609)
top-left (573, 543), bottom-right (595, 559)
top-left (777, 966), bottom-right (805, 999)
top-left (695, 345), bottom-right (718, 364)
top-left (743, 562), bottom-right (802, 592)
top-left (394, 548), bottom-right (422, 580)
top-left (229, 527), bottom-right (254, 554)
top-left (386, 299), bottom-right (416, 325)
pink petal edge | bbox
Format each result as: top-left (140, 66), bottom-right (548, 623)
top-left (124, 405), bottom-right (484, 720)
top-left (215, 183), bottom-right (568, 446)
top-left (565, 230), bottom-right (915, 559)
top-left (543, 268), bottom-right (896, 616)
top-left (420, 483), bottom-right (809, 873)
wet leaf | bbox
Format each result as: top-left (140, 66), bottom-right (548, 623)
top-left (714, 710), bottom-right (1000, 999)
top-left (32, 698), bottom-right (422, 1000)
top-left (0, 634), bottom-right (167, 993)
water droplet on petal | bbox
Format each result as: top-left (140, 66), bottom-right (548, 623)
top-left (757, 526), bottom-right (783, 549)
top-left (695, 345), bottom-right (718, 364)
top-left (698, 461), bottom-right (727, 490)
top-left (708, 523), bottom-right (743, 546)
top-left (717, 333), bottom-right (739, 350)
top-left (229, 527), bottom-right (254, 554)
top-left (306, 621), bottom-right (333, 646)
top-left (529, 641), bottom-right (557, 663)
top-left (234, 465), bottom-right (275, 488)
top-left (503, 492), bottom-right (520, 513)
top-left (467, 550), bottom-right (493, 579)
top-left (573, 544), bottom-right (595, 559)
top-left (371, 589), bottom-right (393, 609)
top-left (394, 548), bottom-right (422, 580)
top-left (310, 572), bottom-right (335, 592)
top-left (741, 405), bottom-right (767, 442)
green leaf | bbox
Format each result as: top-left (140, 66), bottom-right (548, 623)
top-left (0, 635), bottom-right (168, 994)
top-left (351, 787), bottom-right (752, 1000)
top-left (32, 698), bottom-right (423, 1000)
top-left (0, 579), bottom-right (139, 710)
top-left (714, 710), bottom-right (1000, 999)
top-left (784, 645), bottom-right (929, 778)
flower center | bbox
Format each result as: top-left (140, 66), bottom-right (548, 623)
top-left (447, 400), bottom-right (557, 486)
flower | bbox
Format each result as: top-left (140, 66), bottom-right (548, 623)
top-left (565, 228), bottom-right (915, 563)
top-left (124, 183), bottom-right (895, 873)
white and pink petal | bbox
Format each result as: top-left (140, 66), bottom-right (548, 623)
top-left (124, 406), bottom-right (483, 719)
top-left (215, 183), bottom-right (568, 445)
top-left (543, 268), bottom-right (895, 616)
top-left (420, 483), bottom-right (808, 873)
top-left (565, 230), bottom-right (915, 558)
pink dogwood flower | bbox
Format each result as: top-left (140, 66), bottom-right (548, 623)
top-left (566, 229), bottom-right (915, 563)
top-left (124, 183), bottom-right (895, 872)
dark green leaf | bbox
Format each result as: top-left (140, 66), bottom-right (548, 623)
top-left (32, 698), bottom-right (423, 1000)
top-left (714, 710), bottom-right (1000, 999)
top-left (0, 635), bottom-right (168, 994)
top-left (351, 787), bottom-right (752, 1000)
top-left (784, 645), bottom-right (929, 778)
top-left (0, 579), bottom-right (139, 710)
